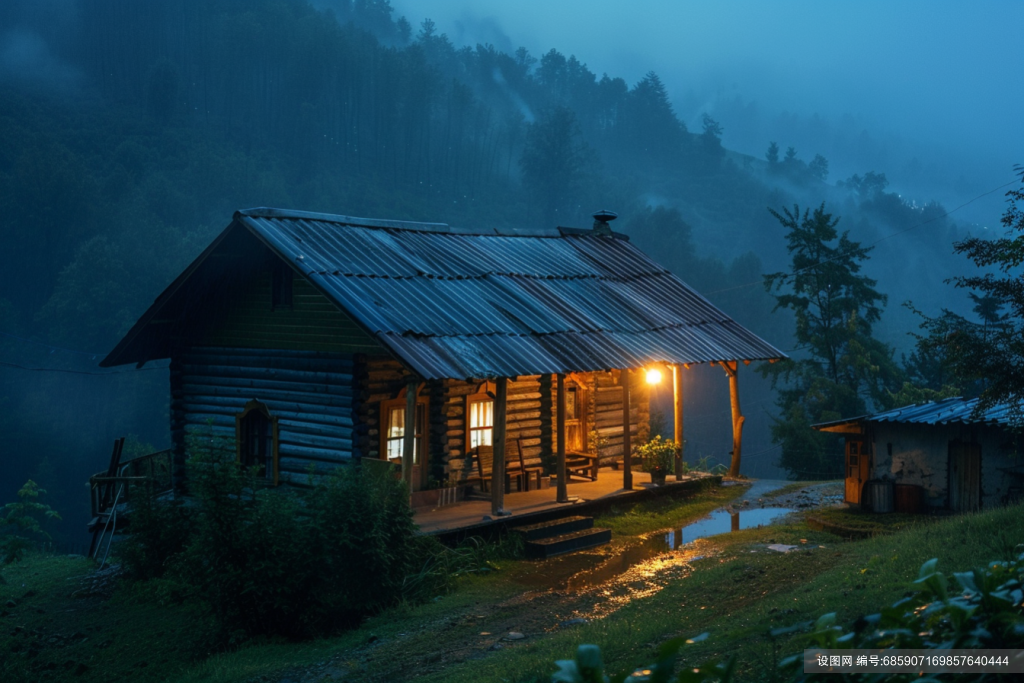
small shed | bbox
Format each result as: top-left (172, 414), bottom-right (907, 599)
top-left (101, 207), bottom-right (785, 513)
top-left (815, 398), bottom-right (1023, 512)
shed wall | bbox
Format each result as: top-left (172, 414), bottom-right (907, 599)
top-left (170, 347), bottom-right (358, 487)
top-left (870, 422), bottom-right (1021, 509)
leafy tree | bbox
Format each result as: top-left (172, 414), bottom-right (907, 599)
top-left (840, 171), bottom-right (889, 201)
top-left (918, 168), bottom-right (1024, 419)
top-left (1, 480), bottom-right (61, 578)
top-left (808, 153), bottom-right (829, 181)
top-left (519, 106), bottom-right (595, 225)
top-left (700, 113), bottom-right (724, 158)
top-left (761, 203), bottom-right (902, 478)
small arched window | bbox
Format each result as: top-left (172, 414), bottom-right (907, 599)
top-left (236, 400), bottom-right (279, 484)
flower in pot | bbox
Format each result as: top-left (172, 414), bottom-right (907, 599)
top-left (638, 435), bottom-right (677, 485)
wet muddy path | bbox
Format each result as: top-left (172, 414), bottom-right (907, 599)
top-left (285, 480), bottom-right (844, 682)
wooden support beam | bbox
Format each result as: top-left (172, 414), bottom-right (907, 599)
top-left (491, 377), bottom-right (509, 516)
top-left (722, 361), bottom-right (745, 477)
top-left (621, 369), bottom-right (633, 490)
top-left (402, 380), bottom-right (417, 498)
top-left (672, 364), bottom-right (684, 481)
top-left (556, 373), bottom-right (568, 503)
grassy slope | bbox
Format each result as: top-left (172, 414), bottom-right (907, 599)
top-left (413, 507), bottom-right (1021, 683)
top-left (0, 555), bottom-right (213, 683)
top-left (5, 488), bottom-right (1022, 683)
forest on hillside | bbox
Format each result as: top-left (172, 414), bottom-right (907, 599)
top-left (0, 0), bottom-right (991, 546)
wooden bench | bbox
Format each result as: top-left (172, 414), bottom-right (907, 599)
top-left (468, 438), bottom-right (544, 492)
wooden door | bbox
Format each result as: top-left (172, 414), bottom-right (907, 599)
top-left (382, 400), bottom-right (429, 491)
top-left (564, 382), bottom-right (587, 451)
top-left (949, 440), bottom-right (981, 511)
top-left (844, 439), bottom-right (870, 504)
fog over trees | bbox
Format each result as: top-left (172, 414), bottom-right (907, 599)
top-left (0, 0), bottom-right (1019, 544)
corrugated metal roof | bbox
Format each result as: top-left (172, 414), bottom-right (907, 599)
top-left (815, 397), bottom-right (1022, 431)
top-left (102, 207), bottom-right (786, 379)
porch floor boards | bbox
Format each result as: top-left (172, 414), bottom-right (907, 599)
top-left (414, 469), bottom-right (720, 536)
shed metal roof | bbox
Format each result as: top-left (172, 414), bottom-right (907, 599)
top-left (814, 397), bottom-right (1022, 432)
top-left (102, 207), bottom-right (785, 379)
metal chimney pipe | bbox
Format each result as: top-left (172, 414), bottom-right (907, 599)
top-left (592, 209), bottom-right (618, 235)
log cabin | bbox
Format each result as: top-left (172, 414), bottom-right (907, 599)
top-left (100, 208), bottom-right (785, 513)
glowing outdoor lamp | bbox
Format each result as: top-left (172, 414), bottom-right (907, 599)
top-left (645, 368), bottom-right (663, 385)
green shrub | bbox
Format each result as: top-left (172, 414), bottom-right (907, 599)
top-left (119, 483), bottom-right (193, 581)
top-left (120, 436), bottom-right (437, 641)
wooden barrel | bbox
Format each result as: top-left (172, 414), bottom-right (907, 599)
top-left (867, 480), bottom-right (893, 513)
top-left (894, 484), bottom-right (924, 513)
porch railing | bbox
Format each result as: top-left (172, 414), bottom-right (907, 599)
top-left (89, 448), bottom-right (174, 522)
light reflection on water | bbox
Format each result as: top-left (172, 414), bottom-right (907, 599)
top-left (516, 505), bottom-right (797, 623)
top-left (664, 507), bottom-right (796, 549)
top-left (516, 505), bottom-right (794, 602)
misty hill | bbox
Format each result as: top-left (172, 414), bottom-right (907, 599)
top-left (0, 0), bottom-right (984, 542)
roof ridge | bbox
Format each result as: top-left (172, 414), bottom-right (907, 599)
top-left (307, 269), bottom-right (670, 281)
top-left (237, 208), bottom-right (631, 240)
top-left (237, 207), bottom-right (451, 232)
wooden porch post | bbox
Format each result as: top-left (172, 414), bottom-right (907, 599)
top-left (402, 380), bottom-right (417, 498)
top-left (491, 377), bottom-right (509, 516)
top-left (722, 361), bottom-right (745, 477)
top-left (556, 373), bottom-right (568, 503)
top-left (621, 369), bottom-right (633, 490)
top-left (672, 364), bottom-right (685, 481)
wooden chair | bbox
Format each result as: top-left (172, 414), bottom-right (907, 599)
top-left (565, 450), bottom-right (600, 481)
top-left (473, 445), bottom-right (524, 493)
top-left (510, 438), bottom-right (544, 491)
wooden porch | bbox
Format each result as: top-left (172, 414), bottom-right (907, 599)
top-left (414, 469), bottom-right (721, 538)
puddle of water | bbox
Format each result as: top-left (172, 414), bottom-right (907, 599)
top-left (509, 500), bottom-right (799, 627)
top-left (664, 507), bottom-right (795, 549)
top-left (559, 506), bottom-right (794, 591)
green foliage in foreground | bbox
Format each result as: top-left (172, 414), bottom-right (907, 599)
top-left (120, 438), bottom-right (496, 642)
top-left (0, 480), bottom-right (60, 571)
top-left (553, 550), bottom-right (1024, 682)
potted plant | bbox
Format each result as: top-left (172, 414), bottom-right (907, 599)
top-left (637, 436), bottom-right (677, 486)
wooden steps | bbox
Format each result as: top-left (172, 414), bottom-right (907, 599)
top-left (516, 515), bottom-right (611, 559)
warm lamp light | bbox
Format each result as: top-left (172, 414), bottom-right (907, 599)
top-left (645, 368), bottom-right (663, 385)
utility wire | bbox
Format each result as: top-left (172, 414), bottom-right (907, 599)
top-left (0, 359), bottom-right (163, 376)
top-left (0, 330), bottom-right (105, 358)
top-left (704, 177), bottom-right (1022, 296)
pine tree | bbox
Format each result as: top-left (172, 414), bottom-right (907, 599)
top-left (761, 203), bottom-right (902, 478)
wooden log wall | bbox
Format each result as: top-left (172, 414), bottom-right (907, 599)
top-left (170, 347), bottom-right (357, 487)
top-left (357, 356), bottom-right (414, 460)
top-left (443, 375), bottom-right (549, 484)
top-left (586, 370), bottom-right (650, 467)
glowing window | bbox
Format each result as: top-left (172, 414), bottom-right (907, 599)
top-left (380, 392), bottom-right (428, 464)
top-left (469, 398), bottom-right (493, 448)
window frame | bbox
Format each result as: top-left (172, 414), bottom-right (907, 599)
top-left (235, 399), bottom-right (280, 485)
top-left (465, 380), bottom-right (496, 451)
top-left (379, 385), bottom-right (429, 466)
